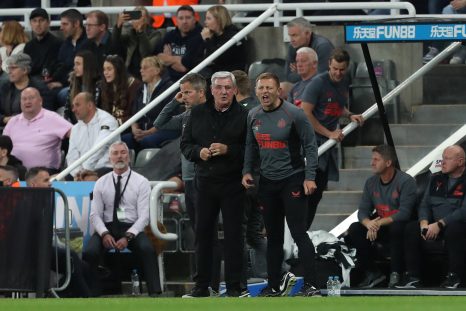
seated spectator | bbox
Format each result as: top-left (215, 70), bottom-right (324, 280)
top-left (285, 17), bottom-right (334, 83)
top-left (66, 49), bottom-right (100, 123)
top-left (123, 56), bottom-right (178, 152)
top-left (67, 92), bottom-right (119, 180)
top-left (279, 81), bottom-right (293, 101)
top-left (0, 135), bottom-right (26, 180)
top-left (346, 145), bottom-right (417, 288)
top-left (113, 6), bottom-right (162, 80)
top-left (0, 20), bottom-right (29, 84)
top-left (76, 169), bottom-right (99, 181)
top-left (398, 145), bottom-right (466, 289)
top-left (0, 165), bottom-right (20, 187)
top-left (201, 5), bottom-right (247, 77)
top-left (155, 5), bottom-right (204, 82)
top-left (3, 87), bottom-right (72, 172)
top-left (99, 55), bottom-right (142, 127)
top-left (288, 47), bottom-right (319, 108)
top-left (0, 53), bottom-right (54, 126)
top-left (232, 70), bottom-right (258, 110)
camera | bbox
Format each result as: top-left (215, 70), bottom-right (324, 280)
top-left (124, 10), bottom-right (142, 20)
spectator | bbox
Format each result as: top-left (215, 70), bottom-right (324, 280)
top-left (123, 56), bottom-right (178, 152)
top-left (66, 49), bottom-right (100, 123)
top-left (0, 165), bottom-right (20, 187)
top-left (0, 53), bottom-right (54, 126)
top-left (83, 141), bottom-right (162, 297)
top-left (232, 70), bottom-right (259, 111)
top-left (113, 6), bottom-right (162, 80)
top-left (155, 5), bottom-right (204, 82)
top-left (201, 5), bottom-right (247, 77)
top-left (181, 71), bottom-right (248, 297)
top-left (288, 47), bottom-right (318, 108)
top-left (346, 145), bottom-right (417, 288)
top-left (99, 55), bottom-right (141, 127)
top-left (0, 135), bottom-right (26, 180)
top-left (301, 49), bottom-right (364, 230)
top-left (23, 8), bottom-right (63, 83)
top-left (285, 17), bottom-right (334, 83)
top-left (0, 20), bottom-right (29, 83)
top-left (242, 72), bottom-right (319, 297)
top-left (398, 145), bottom-right (466, 289)
top-left (67, 92), bottom-right (119, 180)
top-left (3, 87), bottom-right (72, 172)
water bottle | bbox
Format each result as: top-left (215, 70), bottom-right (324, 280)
top-left (131, 269), bottom-right (141, 296)
top-left (333, 276), bottom-right (341, 297)
top-left (326, 276), bottom-right (334, 297)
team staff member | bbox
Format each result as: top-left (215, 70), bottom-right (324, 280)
top-left (242, 72), bottom-right (320, 297)
top-left (181, 71), bottom-right (248, 298)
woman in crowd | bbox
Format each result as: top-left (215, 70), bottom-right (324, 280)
top-left (66, 50), bottom-right (100, 123)
top-left (0, 20), bottom-right (28, 83)
top-left (201, 5), bottom-right (246, 76)
top-left (122, 56), bottom-right (179, 152)
top-left (112, 6), bottom-right (162, 80)
top-left (99, 55), bottom-right (141, 127)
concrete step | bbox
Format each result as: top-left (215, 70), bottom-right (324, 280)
top-left (391, 124), bottom-right (462, 146)
top-left (411, 105), bottom-right (466, 124)
top-left (311, 214), bottom-right (352, 232)
top-left (327, 169), bottom-right (372, 191)
top-left (317, 191), bottom-right (362, 215)
top-left (343, 146), bottom-right (434, 170)
top-left (423, 64), bottom-right (466, 105)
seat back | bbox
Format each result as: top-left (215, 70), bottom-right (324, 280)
top-left (134, 148), bottom-right (161, 168)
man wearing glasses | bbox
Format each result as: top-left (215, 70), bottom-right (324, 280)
top-left (181, 71), bottom-right (248, 297)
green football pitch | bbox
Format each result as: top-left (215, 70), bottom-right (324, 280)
top-left (1, 296), bottom-right (466, 311)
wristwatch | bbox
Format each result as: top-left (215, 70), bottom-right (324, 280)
top-left (125, 232), bottom-right (135, 242)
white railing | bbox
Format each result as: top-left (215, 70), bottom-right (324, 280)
top-left (1, 2), bottom-right (416, 30)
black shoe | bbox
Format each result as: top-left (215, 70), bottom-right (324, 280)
top-left (295, 283), bottom-right (321, 297)
top-left (258, 286), bottom-right (281, 297)
top-left (357, 270), bottom-right (386, 288)
top-left (225, 289), bottom-right (241, 297)
top-left (441, 272), bottom-right (461, 289)
top-left (395, 273), bottom-right (421, 289)
top-left (182, 286), bottom-right (210, 298)
top-left (279, 272), bottom-right (297, 296)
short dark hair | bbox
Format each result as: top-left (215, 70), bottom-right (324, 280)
top-left (255, 72), bottom-right (280, 88)
top-left (329, 48), bottom-right (350, 65)
top-left (372, 144), bottom-right (398, 166)
top-left (232, 70), bottom-right (251, 96)
top-left (177, 5), bottom-right (195, 15)
top-left (0, 135), bottom-right (13, 155)
top-left (60, 8), bottom-right (84, 27)
top-left (0, 165), bottom-right (19, 181)
top-left (180, 73), bottom-right (207, 91)
top-left (25, 166), bottom-right (49, 183)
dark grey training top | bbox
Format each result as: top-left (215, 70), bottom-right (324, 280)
top-left (243, 100), bottom-right (318, 181)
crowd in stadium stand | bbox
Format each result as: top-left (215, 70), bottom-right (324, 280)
top-left (0, 1), bottom-right (466, 298)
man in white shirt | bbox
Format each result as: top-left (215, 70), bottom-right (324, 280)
top-left (66, 92), bottom-right (119, 180)
top-left (82, 141), bottom-right (161, 296)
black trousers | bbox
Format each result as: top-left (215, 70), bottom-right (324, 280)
top-left (52, 247), bottom-right (92, 297)
top-left (258, 172), bottom-right (316, 289)
top-left (347, 221), bottom-right (407, 273)
top-left (306, 169), bottom-right (328, 230)
top-left (82, 223), bottom-right (161, 295)
top-left (404, 220), bottom-right (466, 278)
top-left (194, 176), bottom-right (244, 291)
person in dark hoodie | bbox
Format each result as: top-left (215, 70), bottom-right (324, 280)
top-left (201, 5), bottom-right (247, 78)
top-left (0, 135), bottom-right (26, 180)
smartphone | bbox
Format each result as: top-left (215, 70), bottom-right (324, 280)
top-left (124, 10), bottom-right (142, 20)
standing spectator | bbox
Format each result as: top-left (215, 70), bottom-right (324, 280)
top-left (83, 141), bottom-right (162, 297)
top-left (285, 17), bottom-right (334, 83)
top-left (346, 145), bottom-right (417, 288)
top-left (288, 47), bottom-right (318, 108)
top-left (123, 56), bottom-right (177, 152)
top-left (201, 5), bottom-right (247, 77)
top-left (301, 49), bottom-right (364, 230)
top-left (3, 87), bottom-right (72, 172)
top-left (242, 72), bottom-right (320, 297)
top-left (113, 6), bottom-right (162, 80)
top-left (0, 53), bottom-right (54, 126)
top-left (23, 8), bottom-right (63, 83)
top-left (0, 20), bottom-right (29, 84)
top-left (99, 55), bottom-right (142, 127)
top-left (156, 5), bottom-right (204, 82)
top-left (67, 92), bottom-right (119, 180)
top-left (398, 145), bottom-right (466, 289)
top-left (0, 135), bottom-right (26, 180)
top-left (181, 71), bottom-right (248, 297)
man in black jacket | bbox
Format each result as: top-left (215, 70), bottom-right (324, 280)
top-left (181, 71), bottom-right (248, 297)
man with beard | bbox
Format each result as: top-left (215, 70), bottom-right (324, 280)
top-left (83, 141), bottom-right (161, 296)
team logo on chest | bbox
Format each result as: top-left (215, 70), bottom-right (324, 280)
top-left (277, 118), bottom-right (286, 128)
top-left (253, 119), bottom-right (261, 131)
